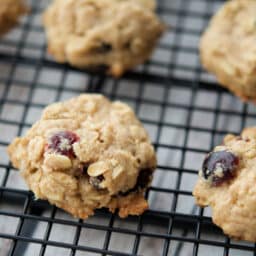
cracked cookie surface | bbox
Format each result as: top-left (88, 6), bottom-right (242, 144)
top-left (8, 94), bottom-right (157, 219)
top-left (200, 0), bottom-right (256, 102)
top-left (43, 0), bottom-right (165, 76)
top-left (0, 0), bottom-right (28, 36)
top-left (193, 127), bottom-right (256, 242)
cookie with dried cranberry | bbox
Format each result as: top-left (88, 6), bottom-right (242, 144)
top-left (43, 0), bottom-right (165, 77)
top-left (8, 94), bottom-right (156, 219)
top-left (0, 0), bottom-right (28, 36)
top-left (193, 127), bottom-right (256, 242)
top-left (200, 0), bottom-right (256, 102)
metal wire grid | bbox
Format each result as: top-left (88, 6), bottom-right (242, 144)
top-left (0, 0), bottom-right (256, 255)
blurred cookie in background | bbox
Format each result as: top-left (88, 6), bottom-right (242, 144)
top-left (0, 0), bottom-right (29, 36)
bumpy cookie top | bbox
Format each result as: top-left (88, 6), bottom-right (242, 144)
top-left (8, 94), bottom-right (156, 218)
top-left (43, 0), bottom-right (164, 76)
top-left (200, 0), bottom-right (256, 100)
top-left (193, 127), bottom-right (256, 241)
top-left (0, 0), bottom-right (28, 36)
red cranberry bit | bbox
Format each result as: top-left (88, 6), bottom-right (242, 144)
top-left (89, 175), bottom-right (104, 189)
top-left (46, 131), bottom-right (79, 157)
top-left (119, 168), bottom-right (153, 197)
top-left (201, 150), bottom-right (239, 186)
top-left (95, 42), bottom-right (112, 53)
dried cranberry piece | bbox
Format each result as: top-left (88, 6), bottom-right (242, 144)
top-left (119, 168), bottom-right (153, 197)
top-left (201, 150), bottom-right (239, 186)
top-left (89, 175), bottom-right (104, 189)
top-left (46, 131), bottom-right (79, 157)
top-left (136, 169), bottom-right (153, 190)
top-left (97, 42), bottom-right (112, 53)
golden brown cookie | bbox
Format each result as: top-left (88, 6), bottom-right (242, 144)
top-left (43, 0), bottom-right (165, 76)
top-left (193, 127), bottom-right (256, 242)
top-left (200, 0), bottom-right (256, 102)
top-left (8, 94), bottom-right (157, 219)
top-left (0, 0), bottom-right (28, 36)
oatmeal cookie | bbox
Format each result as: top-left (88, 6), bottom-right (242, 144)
top-left (193, 127), bottom-right (256, 242)
top-left (200, 0), bottom-right (256, 102)
top-left (8, 94), bottom-right (157, 219)
top-left (43, 0), bottom-right (165, 76)
top-left (0, 0), bottom-right (28, 36)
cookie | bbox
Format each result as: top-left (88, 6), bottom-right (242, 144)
top-left (8, 94), bottom-right (157, 219)
top-left (0, 0), bottom-right (28, 36)
top-left (43, 0), bottom-right (165, 77)
top-left (193, 127), bottom-right (256, 242)
top-left (200, 0), bottom-right (256, 102)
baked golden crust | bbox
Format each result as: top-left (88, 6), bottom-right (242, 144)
top-left (193, 127), bottom-right (256, 242)
top-left (43, 0), bottom-right (165, 76)
top-left (8, 94), bottom-right (157, 219)
top-left (200, 0), bottom-right (256, 102)
top-left (0, 0), bottom-right (28, 36)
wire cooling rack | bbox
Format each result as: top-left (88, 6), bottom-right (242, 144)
top-left (1, 0), bottom-right (256, 255)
